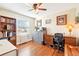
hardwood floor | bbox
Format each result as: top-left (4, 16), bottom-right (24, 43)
top-left (16, 40), bottom-right (64, 56)
top-left (9, 39), bottom-right (16, 46)
top-left (65, 44), bottom-right (79, 56)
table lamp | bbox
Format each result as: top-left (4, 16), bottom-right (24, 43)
top-left (67, 24), bottom-right (73, 35)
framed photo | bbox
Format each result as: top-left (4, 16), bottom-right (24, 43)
top-left (57, 15), bottom-right (67, 25)
top-left (75, 16), bottom-right (79, 24)
top-left (45, 19), bottom-right (51, 24)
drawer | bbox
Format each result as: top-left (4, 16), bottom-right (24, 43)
top-left (64, 37), bottom-right (76, 46)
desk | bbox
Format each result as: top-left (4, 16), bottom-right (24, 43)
top-left (64, 36), bottom-right (76, 46)
top-left (0, 40), bottom-right (17, 56)
top-left (43, 34), bottom-right (53, 46)
top-left (43, 34), bottom-right (76, 46)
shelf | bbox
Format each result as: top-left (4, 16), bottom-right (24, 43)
top-left (0, 17), bottom-right (6, 22)
top-left (3, 36), bottom-right (16, 38)
top-left (0, 15), bottom-right (16, 41)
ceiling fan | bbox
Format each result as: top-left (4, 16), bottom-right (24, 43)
top-left (28, 3), bottom-right (47, 12)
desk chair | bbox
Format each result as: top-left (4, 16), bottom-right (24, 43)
top-left (53, 33), bottom-right (64, 52)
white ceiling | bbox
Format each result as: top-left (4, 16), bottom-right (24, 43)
top-left (0, 3), bottom-right (79, 18)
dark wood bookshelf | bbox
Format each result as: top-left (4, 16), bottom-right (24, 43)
top-left (0, 15), bottom-right (16, 45)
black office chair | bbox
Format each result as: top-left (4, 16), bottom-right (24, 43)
top-left (53, 33), bottom-right (64, 52)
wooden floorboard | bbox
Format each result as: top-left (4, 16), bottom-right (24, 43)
top-left (65, 44), bottom-right (79, 56)
top-left (16, 40), bottom-right (64, 56)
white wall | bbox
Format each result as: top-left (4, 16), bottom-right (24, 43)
top-left (35, 8), bottom-right (76, 35)
top-left (35, 8), bottom-right (79, 45)
top-left (0, 8), bottom-right (35, 44)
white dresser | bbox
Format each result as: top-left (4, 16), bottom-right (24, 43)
top-left (0, 40), bottom-right (17, 56)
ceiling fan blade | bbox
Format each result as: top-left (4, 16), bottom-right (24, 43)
top-left (38, 3), bottom-right (42, 6)
top-left (33, 3), bottom-right (38, 9)
top-left (38, 8), bottom-right (47, 11)
top-left (28, 3), bottom-right (47, 12)
top-left (33, 3), bottom-right (42, 9)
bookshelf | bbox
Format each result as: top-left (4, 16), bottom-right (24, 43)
top-left (0, 15), bottom-right (16, 45)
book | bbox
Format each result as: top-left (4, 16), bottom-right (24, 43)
top-left (7, 24), bottom-right (11, 30)
top-left (0, 17), bottom-right (6, 22)
top-left (7, 18), bottom-right (10, 23)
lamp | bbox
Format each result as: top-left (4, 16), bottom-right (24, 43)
top-left (67, 24), bottom-right (73, 35)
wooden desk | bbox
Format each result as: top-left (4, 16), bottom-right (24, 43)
top-left (65, 44), bottom-right (79, 56)
top-left (64, 36), bottom-right (76, 46)
top-left (43, 34), bottom-right (76, 46)
top-left (43, 34), bottom-right (53, 46)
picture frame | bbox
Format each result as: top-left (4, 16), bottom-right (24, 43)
top-left (45, 19), bottom-right (51, 24)
top-left (75, 16), bottom-right (79, 24)
top-left (56, 15), bottom-right (67, 25)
